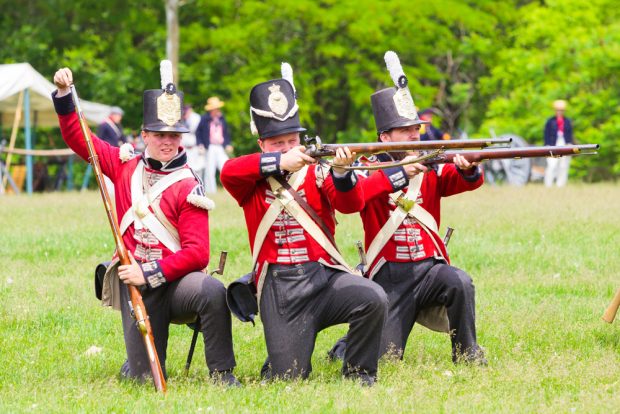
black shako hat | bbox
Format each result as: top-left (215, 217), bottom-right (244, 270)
top-left (142, 60), bottom-right (189, 133)
top-left (371, 51), bottom-right (429, 134)
top-left (249, 62), bottom-right (306, 139)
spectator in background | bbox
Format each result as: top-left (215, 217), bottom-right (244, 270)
top-left (196, 97), bottom-right (233, 194)
top-left (419, 108), bottom-right (450, 141)
top-left (544, 99), bottom-right (574, 187)
top-left (181, 104), bottom-right (205, 176)
top-left (97, 106), bottom-right (126, 147)
top-left (84, 106), bottom-right (126, 194)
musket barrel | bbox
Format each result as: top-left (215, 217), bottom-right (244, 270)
top-left (434, 145), bottom-right (599, 164)
top-left (305, 138), bottom-right (512, 157)
top-left (70, 86), bottom-right (130, 265)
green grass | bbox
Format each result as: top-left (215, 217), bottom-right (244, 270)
top-left (1, 183), bottom-right (620, 413)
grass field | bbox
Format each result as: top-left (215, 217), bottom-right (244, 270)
top-left (1, 183), bottom-right (620, 413)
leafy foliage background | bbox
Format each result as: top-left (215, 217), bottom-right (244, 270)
top-left (1, 0), bottom-right (618, 179)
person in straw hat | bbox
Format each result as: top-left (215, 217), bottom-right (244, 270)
top-left (196, 96), bottom-right (233, 193)
top-left (544, 99), bottom-right (574, 187)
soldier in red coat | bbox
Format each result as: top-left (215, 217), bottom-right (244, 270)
top-left (221, 63), bottom-right (388, 386)
top-left (330, 52), bottom-right (486, 365)
top-left (52, 64), bottom-right (238, 386)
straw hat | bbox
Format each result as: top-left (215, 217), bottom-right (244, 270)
top-left (553, 100), bottom-right (567, 111)
top-left (205, 96), bottom-right (225, 111)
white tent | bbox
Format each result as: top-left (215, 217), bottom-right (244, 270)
top-left (0, 63), bottom-right (116, 194)
top-left (0, 62), bottom-right (113, 127)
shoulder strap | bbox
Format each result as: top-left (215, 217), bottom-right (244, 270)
top-left (119, 164), bottom-right (193, 234)
top-left (366, 173), bottom-right (448, 277)
top-left (268, 174), bottom-right (354, 273)
top-left (250, 167), bottom-right (308, 269)
top-left (274, 175), bottom-right (338, 247)
top-left (118, 164), bottom-right (193, 252)
top-left (365, 173), bottom-right (423, 275)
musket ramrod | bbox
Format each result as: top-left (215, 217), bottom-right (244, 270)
top-left (69, 85), bottom-right (167, 393)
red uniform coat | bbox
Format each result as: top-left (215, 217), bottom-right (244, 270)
top-left (221, 152), bottom-right (364, 283)
top-left (54, 93), bottom-right (210, 283)
top-left (359, 160), bottom-right (483, 275)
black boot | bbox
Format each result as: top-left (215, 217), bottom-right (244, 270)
top-left (210, 369), bottom-right (242, 388)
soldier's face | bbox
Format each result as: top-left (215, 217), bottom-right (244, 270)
top-left (380, 124), bottom-right (421, 143)
top-left (258, 132), bottom-right (300, 153)
top-left (142, 131), bottom-right (183, 162)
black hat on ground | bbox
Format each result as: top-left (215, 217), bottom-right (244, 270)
top-left (371, 51), bottom-right (429, 134)
top-left (226, 273), bottom-right (258, 325)
top-left (142, 60), bottom-right (189, 133)
top-left (249, 62), bottom-right (306, 139)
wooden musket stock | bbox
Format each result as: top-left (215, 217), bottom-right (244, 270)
top-left (69, 85), bottom-right (167, 393)
top-left (603, 288), bottom-right (620, 323)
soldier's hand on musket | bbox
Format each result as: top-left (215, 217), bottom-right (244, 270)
top-left (280, 145), bottom-right (316, 172)
top-left (53, 68), bottom-right (73, 97)
top-left (118, 252), bottom-right (147, 287)
top-left (402, 155), bottom-right (428, 178)
top-left (454, 154), bottom-right (479, 171)
top-left (331, 147), bottom-right (356, 175)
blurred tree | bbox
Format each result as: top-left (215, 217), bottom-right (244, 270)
top-left (0, 0), bottom-right (616, 180)
top-left (479, 0), bottom-right (620, 180)
top-left (0, 0), bottom-right (166, 130)
top-left (179, 0), bottom-right (515, 154)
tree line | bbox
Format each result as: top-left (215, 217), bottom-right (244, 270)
top-left (1, 0), bottom-right (618, 180)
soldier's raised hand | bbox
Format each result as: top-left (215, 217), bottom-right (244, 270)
top-left (53, 68), bottom-right (73, 97)
top-left (331, 147), bottom-right (356, 175)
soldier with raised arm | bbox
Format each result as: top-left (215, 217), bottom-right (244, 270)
top-left (221, 63), bottom-right (388, 386)
top-left (52, 63), bottom-right (239, 386)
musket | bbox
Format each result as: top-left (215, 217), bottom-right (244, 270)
top-left (424, 144), bottom-right (598, 164)
top-left (350, 144), bottom-right (599, 170)
top-left (355, 240), bottom-right (367, 274)
top-left (69, 85), bottom-right (167, 393)
top-left (443, 227), bottom-right (454, 246)
top-left (303, 135), bottom-right (511, 158)
top-left (602, 288), bottom-right (620, 323)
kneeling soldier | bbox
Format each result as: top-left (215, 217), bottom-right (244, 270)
top-left (221, 63), bottom-right (388, 386)
top-left (330, 52), bottom-right (486, 365)
top-left (52, 64), bottom-right (239, 386)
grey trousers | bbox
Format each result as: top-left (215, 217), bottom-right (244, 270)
top-left (119, 272), bottom-right (236, 380)
top-left (375, 259), bottom-right (480, 361)
top-left (260, 262), bottom-right (388, 380)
